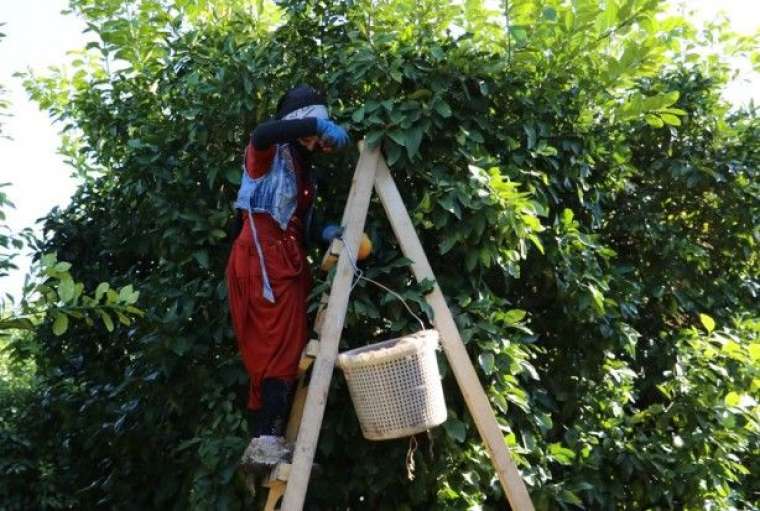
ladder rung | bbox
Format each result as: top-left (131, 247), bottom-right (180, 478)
top-left (262, 462), bottom-right (321, 488)
top-left (319, 239), bottom-right (342, 272)
top-left (262, 463), bottom-right (291, 487)
top-left (298, 339), bottom-right (320, 374)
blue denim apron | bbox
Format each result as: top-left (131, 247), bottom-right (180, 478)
top-left (234, 144), bottom-right (299, 303)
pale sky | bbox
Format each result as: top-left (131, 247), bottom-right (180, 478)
top-left (1, 0), bottom-right (91, 299)
top-left (0, 1), bottom-right (758, 299)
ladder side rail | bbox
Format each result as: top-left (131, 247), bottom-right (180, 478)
top-left (280, 144), bottom-right (381, 510)
top-left (373, 159), bottom-right (535, 511)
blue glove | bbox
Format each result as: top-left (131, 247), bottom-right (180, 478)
top-left (316, 118), bottom-right (350, 149)
top-left (321, 224), bottom-right (344, 243)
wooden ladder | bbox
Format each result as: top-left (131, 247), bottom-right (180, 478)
top-left (260, 339), bottom-right (320, 511)
top-left (258, 141), bottom-right (535, 511)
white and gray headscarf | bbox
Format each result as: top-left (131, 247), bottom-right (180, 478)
top-left (276, 85), bottom-right (330, 121)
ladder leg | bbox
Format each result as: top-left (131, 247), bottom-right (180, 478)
top-left (260, 340), bottom-right (319, 505)
top-left (280, 144), bottom-right (381, 511)
top-left (373, 159), bottom-right (534, 510)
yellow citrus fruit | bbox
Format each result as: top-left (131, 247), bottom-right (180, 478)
top-left (357, 233), bottom-right (372, 260)
top-left (320, 233), bottom-right (372, 272)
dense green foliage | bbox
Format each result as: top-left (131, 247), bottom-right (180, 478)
top-left (2, 0), bottom-right (758, 509)
top-left (1, 191), bottom-right (143, 510)
top-left (1, 195), bottom-right (143, 510)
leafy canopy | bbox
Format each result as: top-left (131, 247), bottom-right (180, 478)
top-left (2, 0), bottom-right (758, 510)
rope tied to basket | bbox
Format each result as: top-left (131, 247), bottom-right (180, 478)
top-left (334, 236), bottom-right (447, 447)
top-left (337, 236), bottom-right (426, 332)
top-left (406, 435), bottom-right (418, 481)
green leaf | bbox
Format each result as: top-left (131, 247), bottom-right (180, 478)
top-left (0, 317), bottom-right (35, 331)
top-left (509, 25), bottom-right (528, 43)
top-left (543, 7), bottom-right (557, 21)
top-left (365, 130), bottom-right (384, 148)
top-left (724, 391), bottom-right (741, 407)
top-left (225, 167), bottom-right (242, 185)
top-left (407, 88), bottom-right (432, 100)
top-left (41, 253), bottom-right (57, 267)
top-left (492, 393), bottom-right (508, 413)
top-left (699, 313), bottom-right (715, 333)
top-left (54, 262), bottom-right (72, 272)
top-left (127, 289), bottom-right (140, 305)
top-left (536, 412), bottom-right (553, 432)
top-left (663, 90), bottom-right (680, 105)
top-left (95, 282), bottom-right (110, 301)
top-left (645, 114), bottom-right (664, 128)
top-left (351, 105), bottom-right (365, 123)
top-left (404, 126), bottom-right (424, 159)
top-left (193, 250), bottom-right (209, 269)
top-left (58, 277), bottom-right (76, 303)
top-left (106, 289), bottom-right (119, 304)
top-left (478, 352), bottom-right (495, 375)
top-left (559, 490), bottom-right (583, 506)
top-left (437, 195), bottom-right (461, 219)
top-left (387, 129), bottom-right (406, 147)
top-left (464, 250), bottom-right (478, 271)
top-left (52, 312), bottom-right (69, 336)
top-left (549, 443), bottom-right (576, 465)
top-left (660, 113), bottom-right (681, 126)
top-left (116, 311), bottom-right (132, 326)
top-left (535, 140), bottom-right (558, 156)
top-left (433, 100), bottom-right (452, 118)
top-left (386, 142), bottom-right (403, 166)
top-left (99, 310), bottom-right (115, 332)
top-left (587, 284), bottom-right (605, 313)
top-left (502, 309), bottom-right (527, 324)
top-left (439, 234), bottom-right (458, 255)
top-left (528, 234), bottom-right (544, 254)
top-left (119, 284), bottom-right (135, 303)
top-left (443, 419), bottom-right (467, 443)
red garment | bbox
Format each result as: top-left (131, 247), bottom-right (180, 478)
top-left (226, 143), bottom-right (313, 410)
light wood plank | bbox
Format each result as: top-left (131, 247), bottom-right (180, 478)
top-left (263, 481), bottom-right (285, 511)
top-left (313, 293), bottom-right (330, 335)
top-left (285, 378), bottom-right (309, 442)
top-left (264, 463), bottom-right (291, 485)
top-left (373, 160), bottom-right (535, 511)
top-left (280, 143), bottom-right (381, 510)
top-left (263, 342), bottom-right (319, 503)
top-left (298, 339), bottom-right (320, 375)
top-left (281, 341), bottom-right (319, 464)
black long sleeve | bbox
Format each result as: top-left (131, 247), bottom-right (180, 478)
top-left (251, 118), bottom-right (319, 150)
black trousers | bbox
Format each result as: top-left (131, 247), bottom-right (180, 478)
top-left (251, 378), bottom-right (294, 437)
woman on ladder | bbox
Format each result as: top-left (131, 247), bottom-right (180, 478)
top-left (226, 85), bottom-right (349, 470)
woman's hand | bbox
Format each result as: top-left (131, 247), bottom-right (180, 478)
top-left (315, 119), bottom-right (350, 149)
top-left (321, 224), bottom-right (344, 243)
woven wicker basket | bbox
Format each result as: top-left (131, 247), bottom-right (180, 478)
top-left (337, 329), bottom-right (447, 441)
